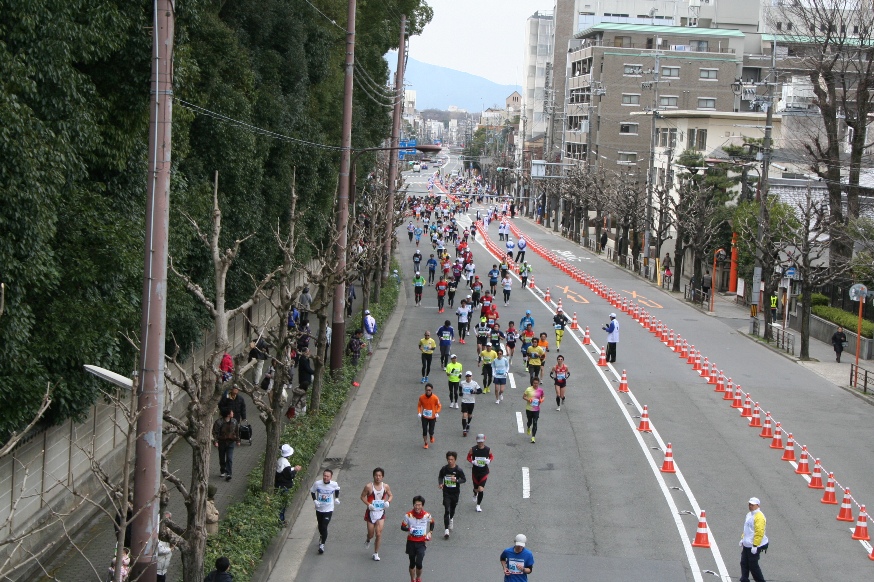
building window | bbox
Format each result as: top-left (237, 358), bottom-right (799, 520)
top-left (697, 97), bottom-right (716, 109)
top-left (690, 40), bottom-right (709, 52)
top-left (621, 93), bottom-right (641, 105)
top-left (699, 68), bottom-right (718, 80)
top-left (661, 66), bottom-right (680, 78)
top-left (787, 22), bottom-right (793, 31)
top-left (624, 64), bottom-right (643, 76)
top-left (688, 128), bottom-right (708, 150)
top-left (614, 36), bottom-right (632, 48)
top-left (659, 95), bottom-right (679, 108)
top-left (657, 128), bottom-right (678, 147)
top-left (618, 152), bottom-right (638, 164)
top-left (620, 122), bottom-right (639, 135)
top-left (776, 22), bottom-right (782, 31)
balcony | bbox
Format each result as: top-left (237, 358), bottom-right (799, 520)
top-left (568, 73), bottom-right (593, 90)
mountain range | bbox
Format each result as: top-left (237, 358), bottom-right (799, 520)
top-left (386, 52), bottom-right (522, 112)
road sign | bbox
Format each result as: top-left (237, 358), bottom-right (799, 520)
top-left (849, 283), bottom-right (868, 302)
top-left (785, 266), bottom-right (797, 278)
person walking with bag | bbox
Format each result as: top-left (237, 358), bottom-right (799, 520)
top-left (831, 326), bottom-right (847, 363)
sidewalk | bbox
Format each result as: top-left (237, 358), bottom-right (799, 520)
top-left (34, 288), bottom-right (371, 582)
top-left (515, 214), bottom-right (874, 405)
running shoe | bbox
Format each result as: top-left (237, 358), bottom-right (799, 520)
top-left (449, 518), bottom-right (454, 530)
top-left (423, 443), bottom-right (429, 449)
top-left (526, 427), bottom-right (531, 435)
top-left (463, 430), bottom-right (467, 437)
top-left (444, 529), bottom-right (450, 539)
top-left (372, 553), bottom-right (380, 561)
top-left (425, 376), bottom-right (429, 382)
top-left (318, 544), bottom-right (325, 554)
top-left (556, 406), bottom-right (561, 411)
top-left (476, 505), bottom-right (482, 512)
top-left (365, 538), bottom-right (371, 548)
top-left (430, 436), bottom-right (435, 443)
top-left (531, 436), bottom-right (536, 443)
top-left (421, 377), bottom-right (426, 384)
top-left (495, 399), bottom-right (499, 404)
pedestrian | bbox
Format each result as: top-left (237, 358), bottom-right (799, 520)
top-left (310, 469), bottom-right (341, 554)
top-left (204, 557), bottom-right (233, 582)
top-left (458, 371), bottom-right (481, 437)
top-left (523, 377), bottom-right (544, 444)
top-left (419, 330), bottom-right (436, 383)
top-left (363, 309), bottom-right (377, 355)
top-left (515, 237), bottom-right (527, 263)
top-left (602, 313), bottom-right (619, 363)
top-left (298, 287), bottom-right (313, 325)
top-left (703, 270), bottom-right (713, 297)
top-left (275, 444), bottom-right (302, 525)
top-left (413, 271), bottom-right (426, 306)
top-left (248, 332), bottom-right (270, 385)
top-left (438, 451), bottom-right (467, 539)
top-left (500, 534), bottom-right (535, 581)
top-left (401, 495), bottom-right (434, 582)
top-left (361, 467), bottom-right (393, 561)
top-left (346, 329), bottom-right (366, 366)
top-left (346, 282), bottom-right (356, 317)
top-left (212, 407), bottom-right (239, 482)
top-left (417, 383), bottom-right (442, 449)
top-left (739, 497), bottom-right (769, 582)
top-left (549, 355), bottom-right (570, 411)
top-left (832, 326), bottom-right (848, 362)
top-left (467, 434), bottom-right (493, 512)
top-left (156, 539), bottom-right (174, 582)
top-left (206, 486), bottom-right (219, 535)
top-left (492, 348), bottom-right (509, 404)
top-left (662, 252), bottom-right (672, 275)
top-left (599, 230), bottom-right (608, 252)
top-left (444, 354), bottom-right (463, 408)
top-left (218, 385), bottom-right (247, 426)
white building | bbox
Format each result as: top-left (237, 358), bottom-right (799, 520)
top-left (523, 10), bottom-right (554, 141)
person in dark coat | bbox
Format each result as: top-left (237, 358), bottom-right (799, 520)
top-left (832, 326), bottom-right (848, 363)
top-left (204, 556), bottom-right (233, 582)
top-left (218, 386), bottom-right (246, 422)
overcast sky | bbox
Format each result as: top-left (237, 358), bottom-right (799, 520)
top-left (409, 0), bottom-right (549, 86)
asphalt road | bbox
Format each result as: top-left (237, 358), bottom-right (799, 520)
top-left (270, 158), bottom-right (874, 582)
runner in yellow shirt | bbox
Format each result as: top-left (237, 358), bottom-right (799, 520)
top-left (526, 338), bottom-right (545, 384)
top-left (419, 331), bottom-right (436, 384)
top-left (479, 345), bottom-right (498, 394)
top-left (444, 354), bottom-right (463, 408)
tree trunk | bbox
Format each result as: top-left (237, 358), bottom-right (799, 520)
top-left (180, 421), bottom-right (211, 582)
top-left (672, 227), bottom-right (685, 292)
top-left (799, 283), bottom-right (812, 360)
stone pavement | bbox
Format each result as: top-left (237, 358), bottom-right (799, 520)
top-left (33, 288), bottom-right (370, 582)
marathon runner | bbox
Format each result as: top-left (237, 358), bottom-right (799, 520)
top-left (455, 299), bottom-right (471, 344)
top-left (467, 434), bottom-right (494, 512)
top-left (413, 272), bottom-right (426, 307)
top-left (436, 320), bottom-right (454, 368)
top-left (492, 348), bottom-right (510, 404)
top-left (360, 467), bottom-right (393, 561)
top-left (523, 377), bottom-right (544, 444)
top-left (552, 307), bottom-right (570, 353)
top-left (549, 355), bottom-right (570, 411)
top-left (479, 343), bottom-right (497, 393)
top-left (438, 452), bottom-right (466, 539)
top-left (526, 338), bottom-right (545, 384)
top-left (504, 321), bottom-right (518, 363)
top-left (458, 371), bottom-right (481, 437)
top-left (417, 383), bottom-right (442, 449)
top-left (474, 316), bottom-right (490, 359)
top-left (444, 354), bottom-right (463, 409)
top-left (400, 496), bottom-right (434, 582)
top-left (519, 261), bottom-right (531, 289)
top-left (435, 276), bottom-right (448, 313)
top-left (419, 330), bottom-right (435, 383)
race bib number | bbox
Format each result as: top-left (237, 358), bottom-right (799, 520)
top-left (317, 493), bottom-right (332, 503)
top-left (508, 559), bottom-right (525, 574)
top-left (554, 324), bottom-right (563, 330)
top-left (463, 386), bottom-right (473, 395)
top-left (423, 409), bottom-right (434, 418)
top-left (475, 458), bottom-right (487, 467)
top-left (441, 333), bottom-right (451, 340)
top-left (531, 398), bottom-right (540, 407)
top-left (556, 373), bottom-right (566, 380)
top-left (411, 527), bottom-right (425, 537)
top-left (443, 476), bottom-right (457, 487)
top-left (371, 500), bottom-right (385, 510)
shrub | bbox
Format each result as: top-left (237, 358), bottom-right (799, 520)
top-left (811, 305), bottom-right (874, 338)
top-left (810, 293), bottom-right (829, 307)
top-left (203, 263), bottom-right (400, 581)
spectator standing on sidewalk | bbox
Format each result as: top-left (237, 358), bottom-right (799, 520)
top-left (346, 329), bottom-right (366, 366)
top-left (204, 556), bottom-right (233, 582)
top-left (363, 309), bottom-right (377, 355)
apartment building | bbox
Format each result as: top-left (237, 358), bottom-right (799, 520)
top-left (523, 11), bottom-right (555, 142)
top-left (563, 23), bottom-right (744, 169)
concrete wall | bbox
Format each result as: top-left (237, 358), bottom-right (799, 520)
top-left (789, 310), bottom-right (874, 360)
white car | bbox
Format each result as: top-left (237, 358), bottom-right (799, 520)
top-left (413, 163), bottom-right (421, 173)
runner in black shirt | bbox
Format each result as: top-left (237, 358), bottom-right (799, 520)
top-left (438, 451), bottom-right (467, 539)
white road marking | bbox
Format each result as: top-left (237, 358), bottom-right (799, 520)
top-left (522, 467), bottom-right (531, 499)
top-left (515, 411), bottom-right (524, 433)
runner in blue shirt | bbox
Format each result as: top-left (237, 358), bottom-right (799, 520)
top-left (519, 310), bottom-right (534, 331)
top-left (436, 320), bottom-right (455, 368)
top-left (500, 534), bottom-right (534, 581)
top-left (487, 265), bottom-right (500, 295)
top-left (414, 226), bottom-right (423, 246)
top-left (426, 255), bottom-right (438, 285)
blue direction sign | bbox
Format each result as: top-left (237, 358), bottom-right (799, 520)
top-left (785, 266), bottom-right (797, 278)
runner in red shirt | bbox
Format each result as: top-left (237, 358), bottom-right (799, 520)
top-left (435, 276), bottom-right (449, 313)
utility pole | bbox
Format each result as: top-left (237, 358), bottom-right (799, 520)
top-left (330, 0), bottom-right (358, 371)
top-left (756, 41), bottom-right (777, 317)
top-left (131, 1), bottom-right (174, 580)
top-left (585, 81), bottom-right (605, 170)
top-left (644, 49), bottom-right (663, 276)
top-left (382, 15), bottom-right (406, 283)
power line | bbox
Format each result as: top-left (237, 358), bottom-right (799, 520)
top-left (354, 62), bottom-right (396, 99)
top-left (176, 99), bottom-right (345, 151)
top-left (301, 0), bottom-right (345, 32)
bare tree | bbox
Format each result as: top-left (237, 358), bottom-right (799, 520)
top-left (607, 168), bottom-right (646, 267)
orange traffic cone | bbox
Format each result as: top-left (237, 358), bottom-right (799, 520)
top-left (660, 443), bottom-right (677, 473)
top-left (680, 340), bottom-right (689, 359)
top-left (583, 326), bottom-right (591, 345)
top-left (759, 412), bottom-right (774, 438)
top-left (693, 351), bottom-right (702, 371)
top-left (687, 345), bottom-right (697, 365)
top-left (740, 394), bottom-right (753, 417)
top-left (809, 458), bottom-right (824, 489)
top-left (723, 378), bottom-right (736, 401)
top-left (837, 488), bottom-right (855, 522)
top-left (700, 358), bottom-right (710, 379)
top-left (529, 275), bottom-right (535, 289)
top-left (637, 405), bottom-right (652, 432)
top-left (570, 312), bottom-right (579, 330)
top-left (597, 346), bottom-right (607, 367)
top-left (715, 371), bottom-right (726, 393)
top-left (770, 422), bottom-right (784, 449)
top-left (618, 370), bottom-right (629, 393)
top-left (544, 287), bottom-right (551, 302)
top-left (691, 511), bottom-right (711, 548)
top-left (782, 433), bottom-right (796, 461)
top-left (557, 298), bottom-right (563, 310)
top-left (731, 385), bottom-right (744, 409)
top-left (648, 315), bottom-right (657, 332)
top-left (749, 402), bottom-right (762, 427)
top-left (708, 364), bottom-right (719, 385)
top-left (821, 473), bottom-right (838, 504)
top-left (660, 323), bottom-right (669, 342)
top-left (667, 330), bottom-right (675, 349)
top-left (795, 445), bottom-right (811, 474)
top-left (853, 505), bottom-right (871, 541)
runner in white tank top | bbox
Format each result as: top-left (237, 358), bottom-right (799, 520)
top-left (360, 468), bottom-right (393, 561)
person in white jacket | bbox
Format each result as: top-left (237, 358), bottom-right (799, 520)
top-left (156, 540), bottom-right (174, 582)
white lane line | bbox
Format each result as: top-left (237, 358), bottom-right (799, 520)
top-left (506, 253), bottom-right (723, 582)
top-left (522, 467), bottom-right (531, 499)
top-left (509, 371), bottom-right (517, 390)
top-left (515, 411), bottom-right (524, 433)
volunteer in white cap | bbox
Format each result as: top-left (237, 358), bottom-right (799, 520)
top-left (275, 444), bottom-right (301, 524)
top-left (603, 313), bottom-right (619, 363)
top-left (739, 497), bottom-right (768, 582)
top-left (499, 533), bottom-right (534, 580)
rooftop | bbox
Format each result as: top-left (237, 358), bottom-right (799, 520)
top-left (576, 22), bottom-right (746, 39)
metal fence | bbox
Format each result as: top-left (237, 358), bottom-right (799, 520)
top-left (773, 326), bottom-right (796, 355)
top-left (850, 363), bottom-right (873, 393)
top-left (684, 285), bottom-right (707, 306)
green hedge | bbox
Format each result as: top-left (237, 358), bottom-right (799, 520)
top-left (812, 305), bottom-right (874, 338)
top-left (810, 293), bottom-right (829, 307)
top-left (203, 268), bottom-right (400, 581)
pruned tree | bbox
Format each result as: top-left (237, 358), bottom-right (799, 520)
top-left (164, 171), bottom-right (277, 582)
top-left (607, 168), bottom-right (646, 267)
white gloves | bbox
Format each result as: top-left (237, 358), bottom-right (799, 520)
top-left (436, 413), bottom-right (439, 419)
top-left (418, 413), bottom-right (422, 418)
top-left (751, 546), bottom-right (758, 555)
top-left (368, 503), bottom-right (376, 511)
top-left (383, 501), bottom-right (389, 509)
top-left (738, 540), bottom-right (743, 547)
top-left (334, 498), bottom-right (340, 505)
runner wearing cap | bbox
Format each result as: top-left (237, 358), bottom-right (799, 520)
top-left (504, 321), bottom-right (518, 363)
top-left (552, 308), bottom-right (570, 353)
top-left (520, 323), bottom-right (535, 371)
top-left (523, 378), bottom-right (544, 443)
top-left (413, 272), bottom-right (426, 307)
top-left (480, 343), bottom-right (498, 394)
top-left (360, 467), bottom-right (393, 561)
top-left (519, 262), bottom-right (531, 289)
top-left (474, 316), bottom-right (490, 360)
top-left (444, 354), bottom-right (463, 408)
top-left (549, 355), bottom-right (570, 411)
top-left (417, 384), bottom-right (442, 449)
top-left (458, 371), bottom-right (481, 436)
top-left (519, 310), bottom-right (534, 331)
top-left (438, 451), bottom-right (466, 539)
top-left (500, 534), bottom-right (534, 581)
top-left (492, 348), bottom-right (510, 404)
top-left (466, 434), bottom-right (494, 512)
top-left (455, 299), bottom-right (471, 344)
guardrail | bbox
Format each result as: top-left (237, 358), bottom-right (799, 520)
top-left (773, 326), bottom-right (796, 355)
top-left (850, 363), bottom-right (873, 393)
top-left (684, 284), bottom-right (706, 306)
